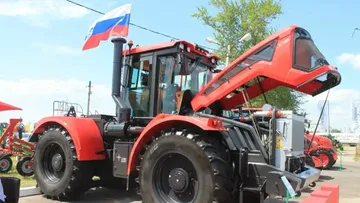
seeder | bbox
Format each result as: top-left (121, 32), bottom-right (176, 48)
top-left (0, 118), bottom-right (34, 176)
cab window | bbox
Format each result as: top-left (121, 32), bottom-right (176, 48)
top-left (128, 55), bottom-right (152, 117)
top-left (293, 28), bottom-right (328, 71)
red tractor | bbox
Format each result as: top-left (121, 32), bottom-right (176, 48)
top-left (304, 132), bottom-right (338, 169)
top-left (29, 25), bottom-right (341, 203)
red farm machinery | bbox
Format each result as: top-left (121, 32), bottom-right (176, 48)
top-left (0, 102), bottom-right (34, 176)
top-left (28, 25), bottom-right (341, 203)
top-left (304, 131), bottom-right (338, 169)
top-left (230, 107), bottom-right (338, 170)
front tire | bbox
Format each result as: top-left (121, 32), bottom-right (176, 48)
top-left (34, 127), bottom-right (93, 200)
top-left (139, 131), bottom-right (234, 203)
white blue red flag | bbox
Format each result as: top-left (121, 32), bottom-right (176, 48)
top-left (82, 4), bottom-right (132, 51)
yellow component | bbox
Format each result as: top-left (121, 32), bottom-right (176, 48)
top-left (276, 136), bottom-right (283, 149)
top-left (25, 122), bottom-right (32, 132)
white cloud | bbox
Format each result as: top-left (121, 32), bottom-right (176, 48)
top-left (301, 88), bottom-right (360, 131)
top-left (0, 78), bottom-right (356, 133)
top-left (0, 0), bottom-right (89, 18)
top-left (0, 78), bottom-right (115, 124)
top-left (0, 0), bottom-right (90, 27)
top-left (336, 53), bottom-right (360, 69)
top-left (32, 42), bottom-right (81, 55)
top-left (304, 88), bottom-right (360, 104)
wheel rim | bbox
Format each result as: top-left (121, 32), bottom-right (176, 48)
top-left (153, 152), bottom-right (199, 203)
top-left (21, 160), bottom-right (33, 174)
top-left (0, 159), bottom-right (10, 171)
top-left (42, 143), bottom-right (66, 182)
top-left (319, 153), bottom-right (329, 167)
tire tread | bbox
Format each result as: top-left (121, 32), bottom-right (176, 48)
top-left (35, 126), bottom-right (93, 200)
top-left (138, 129), bottom-right (235, 203)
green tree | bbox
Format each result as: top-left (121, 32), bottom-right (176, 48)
top-left (331, 129), bottom-right (342, 133)
top-left (193, 0), bottom-right (305, 112)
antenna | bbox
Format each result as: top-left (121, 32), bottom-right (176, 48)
top-left (86, 81), bottom-right (93, 116)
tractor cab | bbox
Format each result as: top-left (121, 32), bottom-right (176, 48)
top-left (122, 41), bottom-right (220, 117)
top-left (191, 25), bottom-right (341, 112)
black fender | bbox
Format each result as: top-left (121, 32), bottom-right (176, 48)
top-left (28, 133), bottom-right (39, 143)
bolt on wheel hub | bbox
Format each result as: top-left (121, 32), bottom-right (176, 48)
top-left (168, 168), bottom-right (189, 193)
top-left (51, 153), bottom-right (63, 172)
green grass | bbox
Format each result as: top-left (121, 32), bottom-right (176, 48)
top-left (1, 156), bottom-right (36, 188)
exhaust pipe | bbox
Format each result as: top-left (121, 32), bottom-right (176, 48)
top-left (111, 37), bottom-right (131, 123)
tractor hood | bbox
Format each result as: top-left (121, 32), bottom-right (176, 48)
top-left (191, 25), bottom-right (341, 111)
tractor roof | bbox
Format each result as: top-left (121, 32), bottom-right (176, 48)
top-left (191, 25), bottom-right (341, 112)
top-left (122, 40), bottom-right (220, 60)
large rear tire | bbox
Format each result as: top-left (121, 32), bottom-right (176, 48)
top-left (139, 130), bottom-right (235, 203)
top-left (0, 155), bottom-right (12, 173)
top-left (34, 127), bottom-right (93, 200)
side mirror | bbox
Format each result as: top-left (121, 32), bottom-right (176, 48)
top-left (176, 53), bottom-right (187, 75)
top-left (189, 56), bottom-right (202, 74)
top-left (177, 53), bottom-right (183, 65)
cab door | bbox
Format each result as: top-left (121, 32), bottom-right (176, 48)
top-left (128, 55), bottom-right (153, 117)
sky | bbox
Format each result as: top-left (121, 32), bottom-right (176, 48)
top-left (0, 0), bottom-right (360, 131)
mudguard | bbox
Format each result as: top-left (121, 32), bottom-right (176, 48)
top-left (32, 116), bottom-right (105, 160)
top-left (127, 114), bottom-right (226, 174)
top-left (314, 135), bottom-right (333, 149)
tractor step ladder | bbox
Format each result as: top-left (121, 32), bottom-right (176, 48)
top-left (239, 181), bottom-right (266, 203)
top-left (237, 147), bottom-right (266, 203)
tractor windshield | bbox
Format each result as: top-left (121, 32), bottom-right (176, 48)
top-left (293, 28), bottom-right (329, 71)
top-left (158, 54), bottom-right (212, 114)
top-left (173, 60), bottom-right (210, 92)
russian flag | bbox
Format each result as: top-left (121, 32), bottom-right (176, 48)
top-left (82, 4), bottom-right (131, 51)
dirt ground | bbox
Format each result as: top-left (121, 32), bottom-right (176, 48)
top-left (19, 146), bottom-right (360, 203)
